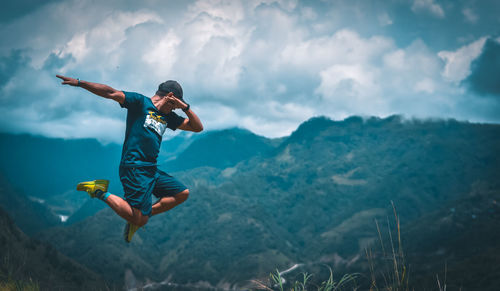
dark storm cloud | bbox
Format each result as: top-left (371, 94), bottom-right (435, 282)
top-left (0, 0), bottom-right (62, 24)
top-left (43, 52), bottom-right (74, 71)
top-left (464, 38), bottom-right (500, 97)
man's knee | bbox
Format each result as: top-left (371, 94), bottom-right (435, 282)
top-left (135, 215), bottom-right (148, 227)
top-left (132, 208), bottom-right (149, 227)
top-left (176, 189), bottom-right (189, 203)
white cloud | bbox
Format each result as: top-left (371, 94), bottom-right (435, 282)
top-left (194, 102), bottom-right (240, 130)
top-left (62, 34), bottom-right (87, 62)
top-left (187, 0), bottom-right (246, 23)
top-left (58, 10), bottom-right (162, 70)
top-left (438, 37), bottom-right (488, 82)
top-left (0, 1), bottom-right (162, 68)
top-left (0, 99), bottom-right (127, 143)
top-left (300, 6), bottom-right (317, 21)
top-left (462, 7), bottom-right (478, 24)
top-left (414, 78), bottom-right (436, 94)
top-left (239, 115), bottom-right (301, 138)
top-left (142, 29), bottom-right (181, 77)
top-left (39, 113), bottom-right (126, 142)
top-left (268, 101), bottom-right (315, 122)
top-left (378, 12), bottom-right (393, 26)
top-left (313, 38), bottom-right (451, 119)
top-left (411, 0), bottom-right (445, 18)
top-left (316, 64), bottom-right (378, 99)
top-left (280, 29), bottom-right (393, 73)
top-left (383, 49), bottom-right (406, 70)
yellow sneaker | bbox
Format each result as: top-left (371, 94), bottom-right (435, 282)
top-left (76, 179), bottom-right (109, 198)
top-left (123, 222), bottom-right (140, 243)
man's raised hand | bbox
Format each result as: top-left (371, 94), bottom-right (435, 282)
top-left (56, 74), bottom-right (79, 86)
top-left (165, 93), bottom-right (187, 110)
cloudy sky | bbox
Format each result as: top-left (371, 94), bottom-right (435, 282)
top-left (1, 0), bottom-right (499, 143)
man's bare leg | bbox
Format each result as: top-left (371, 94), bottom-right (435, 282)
top-left (121, 190), bottom-right (188, 243)
top-left (76, 179), bottom-right (149, 226)
top-left (104, 194), bottom-right (149, 226)
top-left (151, 189), bottom-right (189, 216)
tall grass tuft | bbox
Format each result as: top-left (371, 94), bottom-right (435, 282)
top-left (0, 277), bottom-right (39, 291)
top-left (366, 201), bottom-right (410, 291)
top-left (1, 250), bottom-right (39, 291)
top-left (317, 267), bottom-right (358, 291)
top-left (251, 266), bottom-right (358, 291)
top-left (253, 201), bottom-right (458, 291)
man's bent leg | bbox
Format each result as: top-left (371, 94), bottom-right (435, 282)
top-left (122, 206), bottom-right (149, 243)
top-left (76, 179), bottom-right (147, 226)
top-left (151, 189), bottom-right (189, 216)
top-left (106, 194), bottom-right (149, 243)
top-left (77, 177), bottom-right (150, 243)
top-left (104, 194), bottom-right (149, 226)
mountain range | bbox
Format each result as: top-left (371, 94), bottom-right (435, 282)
top-left (1, 115), bottom-right (499, 290)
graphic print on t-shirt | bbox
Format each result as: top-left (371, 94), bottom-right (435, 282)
top-left (144, 111), bottom-right (167, 136)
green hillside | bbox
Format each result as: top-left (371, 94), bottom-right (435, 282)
top-left (36, 115), bottom-right (500, 289)
top-left (0, 206), bottom-right (111, 290)
top-left (402, 180), bottom-right (500, 290)
top-left (163, 127), bottom-right (281, 171)
top-left (0, 134), bottom-right (123, 220)
top-left (0, 172), bottom-right (60, 235)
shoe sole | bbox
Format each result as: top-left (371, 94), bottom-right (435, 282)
top-left (76, 181), bottom-right (94, 191)
top-left (123, 222), bottom-right (139, 243)
top-left (76, 179), bottom-right (109, 198)
top-left (124, 223), bottom-right (132, 243)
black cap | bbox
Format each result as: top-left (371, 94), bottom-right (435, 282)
top-left (157, 80), bottom-right (184, 100)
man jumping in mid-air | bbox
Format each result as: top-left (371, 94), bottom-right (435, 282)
top-left (57, 75), bottom-right (203, 242)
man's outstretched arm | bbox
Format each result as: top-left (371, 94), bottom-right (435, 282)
top-left (56, 74), bottom-right (125, 104)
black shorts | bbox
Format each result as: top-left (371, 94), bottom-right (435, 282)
top-left (119, 166), bottom-right (187, 217)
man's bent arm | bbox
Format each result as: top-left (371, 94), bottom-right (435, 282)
top-left (165, 94), bottom-right (203, 132)
top-left (178, 108), bottom-right (203, 132)
top-left (56, 74), bottom-right (125, 104)
top-left (178, 104), bottom-right (203, 132)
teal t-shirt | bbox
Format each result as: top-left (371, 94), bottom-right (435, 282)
top-left (119, 91), bottom-right (185, 167)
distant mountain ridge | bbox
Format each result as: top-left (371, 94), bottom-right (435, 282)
top-left (0, 128), bottom-right (267, 223)
top-left (163, 127), bottom-right (282, 171)
top-left (0, 133), bottom-right (122, 196)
